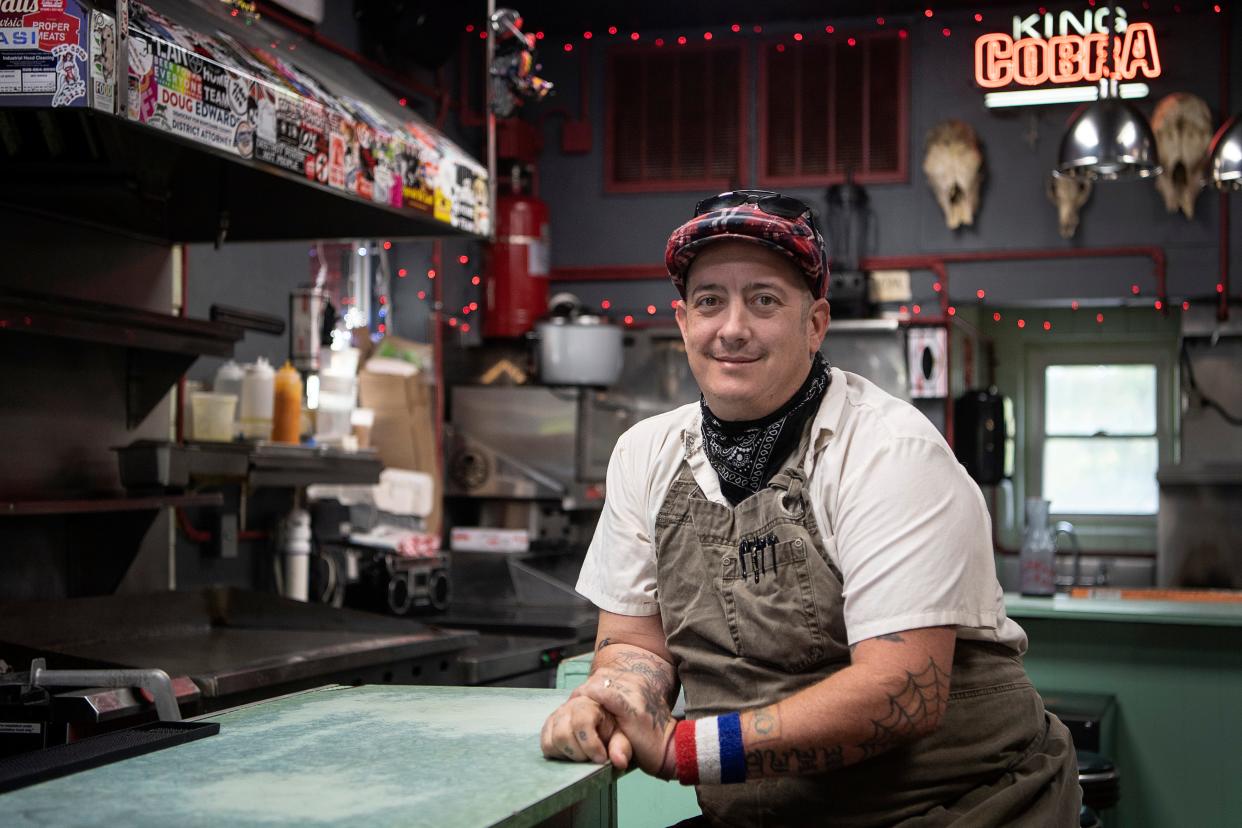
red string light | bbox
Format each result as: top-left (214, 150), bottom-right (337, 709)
top-left (608, 26), bottom-right (618, 35)
top-left (753, 25), bottom-right (763, 33)
top-left (947, 306), bottom-right (957, 316)
top-left (465, 24), bottom-right (474, 32)
top-left (397, 98), bottom-right (407, 107)
top-left (1216, 282), bottom-right (1225, 293)
top-left (469, 302), bottom-right (479, 311)
top-left (646, 304), bottom-right (657, 315)
top-left (731, 24), bottom-right (741, 33)
top-left (417, 290), bottom-right (426, 300)
top-left (899, 29), bottom-right (908, 39)
top-left (377, 323), bottom-right (386, 333)
top-left (913, 304), bottom-right (922, 314)
top-left (671, 300), bottom-right (680, 309)
top-left (459, 255), bottom-right (469, 265)
top-left (471, 275), bottom-right (481, 286)
top-left (427, 269), bottom-right (437, 279)
top-left (704, 31), bottom-right (713, 40)
top-left (899, 305), bottom-right (909, 314)
top-left (631, 32), bottom-right (639, 41)
top-left (398, 268), bottom-right (408, 278)
top-left (535, 31), bottom-right (544, 40)
top-left (462, 306), bottom-right (471, 315)
top-left (601, 299), bottom-right (612, 310)
top-left (933, 281), bottom-right (942, 292)
top-left (847, 37), bottom-right (857, 47)
top-left (825, 25), bottom-right (835, 34)
top-left (1214, 4), bottom-right (1222, 12)
top-left (924, 8), bottom-right (934, 18)
top-left (876, 17), bottom-right (886, 26)
top-left (1130, 284), bottom-right (1141, 295)
top-left (563, 43), bottom-right (573, 52)
top-left (383, 241), bottom-right (392, 250)
top-left (1096, 313), bottom-right (1105, 323)
top-left (942, 27), bottom-right (951, 37)
top-left (448, 317), bottom-right (458, 327)
top-left (776, 43), bottom-right (786, 52)
top-left (623, 314), bottom-right (634, 325)
top-left (655, 38), bottom-right (664, 46)
top-left (1154, 299), bottom-right (1163, 311)
top-left (461, 323), bottom-right (471, 333)
top-left (992, 312), bottom-right (1002, 322)
top-left (677, 35), bottom-right (687, 45)
top-left (1017, 319), bottom-right (1026, 329)
top-left (974, 13), bottom-right (983, 22)
top-left (478, 31), bottom-right (487, 39)
top-left (793, 32), bottom-right (803, 41)
top-left (1071, 301), bottom-right (1079, 310)
top-left (976, 289), bottom-right (986, 299)
top-left (1182, 301), bottom-right (1190, 310)
top-left (1043, 321), bottom-right (1052, 331)
top-left (583, 31), bottom-right (592, 40)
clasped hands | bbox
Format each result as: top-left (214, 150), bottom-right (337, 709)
top-left (540, 666), bottom-right (677, 779)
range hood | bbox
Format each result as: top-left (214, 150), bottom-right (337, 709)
top-left (0, 0), bottom-right (489, 242)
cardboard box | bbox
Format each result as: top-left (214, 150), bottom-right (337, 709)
top-left (359, 353), bottom-right (442, 535)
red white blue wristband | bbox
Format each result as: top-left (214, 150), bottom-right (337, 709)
top-left (674, 713), bottom-right (747, 785)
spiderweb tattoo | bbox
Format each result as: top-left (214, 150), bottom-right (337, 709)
top-left (857, 658), bottom-right (950, 761)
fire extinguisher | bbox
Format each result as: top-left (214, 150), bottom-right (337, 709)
top-left (483, 192), bottom-right (550, 338)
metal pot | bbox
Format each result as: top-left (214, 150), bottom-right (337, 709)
top-left (536, 314), bottom-right (624, 386)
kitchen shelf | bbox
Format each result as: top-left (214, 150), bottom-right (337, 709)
top-left (116, 440), bottom-right (384, 490)
top-left (0, 289), bottom-right (244, 429)
top-left (1, 492), bottom-right (224, 517)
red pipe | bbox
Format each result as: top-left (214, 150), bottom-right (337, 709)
top-left (175, 507), bottom-right (269, 544)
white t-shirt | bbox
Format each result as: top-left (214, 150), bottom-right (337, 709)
top-left (576, 367), bottom-right (1028, 653)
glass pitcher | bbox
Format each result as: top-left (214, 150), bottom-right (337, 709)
top-left (1020, 498), bottom-right (1057, 596)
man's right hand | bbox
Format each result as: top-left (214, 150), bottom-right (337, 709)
top-left (540, 695), bottom-right (634, 766)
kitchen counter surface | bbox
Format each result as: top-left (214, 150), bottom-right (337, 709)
top-left (1004, 592), bottom-right (1242, 627)
top-left (4, 685), bottom-right (615, 827)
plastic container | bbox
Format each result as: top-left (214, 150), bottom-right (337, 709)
top-left (1020, 498), bottom-right (1057, 596)
top-left (282, 508), bottom-right (311, 602)
top-left (239, 357), bottom-right (275, 440)
top-left (212, 361), bottom-right (244, 437)
top-left (272, 361), bottom-right (303, 444)
top-left (315, 391), bottom-right (354, 439)
top-left (191, 392), bottom-right (238, 442)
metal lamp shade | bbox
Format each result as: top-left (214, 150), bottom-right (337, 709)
top-left (1207, 113), bottom-right (1242, 191)
top-left (1055, 98), bottom-right (1161, 181)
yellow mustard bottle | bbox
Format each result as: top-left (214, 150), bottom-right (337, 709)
top-left (271, 361), bottom-right (303, 444)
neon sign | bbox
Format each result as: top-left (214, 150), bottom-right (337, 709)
top-left (974, 7), bottom-right (1161, 108)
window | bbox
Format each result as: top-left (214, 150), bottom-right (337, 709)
top-left (606, 44), bottom-right (745, 192)
top-left (1027, 345), bottom-right (1175, 528)
top-left (1042, 364), bottom-right (1159, 514)
top-left (759, 31), bottom-right (908, 185)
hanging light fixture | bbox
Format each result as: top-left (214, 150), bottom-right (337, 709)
top-left (1055, 80), bottom-right (1160, 181)
top-left (1207, 113), bottom-right (1242, 191)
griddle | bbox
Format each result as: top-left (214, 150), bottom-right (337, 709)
top-left (0, 588), bottom-right (477, 704)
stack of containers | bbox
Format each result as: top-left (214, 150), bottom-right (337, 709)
top-left (316, 347), bottom-right (359, 444)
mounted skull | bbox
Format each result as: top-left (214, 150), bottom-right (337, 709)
top-left (1046, 174), bottom-right (1093, 239)
top-left (1151, 93), bottom-right (1213, 219)
top-left (922, 120), bottom-right (984, 230)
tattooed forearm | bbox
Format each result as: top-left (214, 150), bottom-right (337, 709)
top-left (745, 745), bottom-right (844, 777)
top-left (589, 645), bottom-right (677, 728)
top-left (856, 657), bottom-right (950, 761)
top-left (596, 637), bottom-right (616, 652)
top-left (749, 706), bottom-right (782, 745)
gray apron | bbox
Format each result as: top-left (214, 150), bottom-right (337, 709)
top-left (654, 424), bottom-right (1081, 827)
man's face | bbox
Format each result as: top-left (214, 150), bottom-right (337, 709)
top-left (675, 241), bottom-right (831, 421)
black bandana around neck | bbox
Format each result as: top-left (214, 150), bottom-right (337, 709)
top-left (700, 351), bottom-right (832, 505)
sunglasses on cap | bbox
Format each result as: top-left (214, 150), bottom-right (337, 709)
top-left (693, 189), bottom-right (823, 241)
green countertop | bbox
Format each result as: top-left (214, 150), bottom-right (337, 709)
top-left (4, 685), bottom-right (615, 828)
top-left (1005, 592), bottom-right (1242, 627)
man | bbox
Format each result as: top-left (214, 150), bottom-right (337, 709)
top-left (540, 190), bottom-right (1080, 826)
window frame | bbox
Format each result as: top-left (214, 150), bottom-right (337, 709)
top-left (1024, 343), bottom-right (1176, 547)
top-left (756, 29), bottom-right (910, 187)
top-left (603, 41), bottom-right (750, 194)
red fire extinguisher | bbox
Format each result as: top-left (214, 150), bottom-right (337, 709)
top-left (483, 193), bottom-right (550, 338)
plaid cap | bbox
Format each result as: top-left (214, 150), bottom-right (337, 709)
top-left (665, 204), bottom-right (827, 299)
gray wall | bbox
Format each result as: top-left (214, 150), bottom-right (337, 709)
top-left (535, 5), bottom-right (1242, 318)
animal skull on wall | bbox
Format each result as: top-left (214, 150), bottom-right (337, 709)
top-left (1046, 174), bottom-right (1093, 239)
top-left (1151, 93), bottom-right (1213, 219)
top-left (922, 120), bottom-right (984, 230)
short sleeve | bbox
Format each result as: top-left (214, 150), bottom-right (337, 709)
top-left (833, 437), bottom-right (1003, 643)
top-left (575, 434), bottom-right (660, 616)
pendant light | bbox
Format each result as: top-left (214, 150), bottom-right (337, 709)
top-left (1207, 113), bottom-right (1242, 191)
top-left (1054, 79), bottom-right (1160, 181)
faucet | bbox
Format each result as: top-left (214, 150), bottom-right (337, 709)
top-left (1054, 521), bottom-right (1082, 587)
